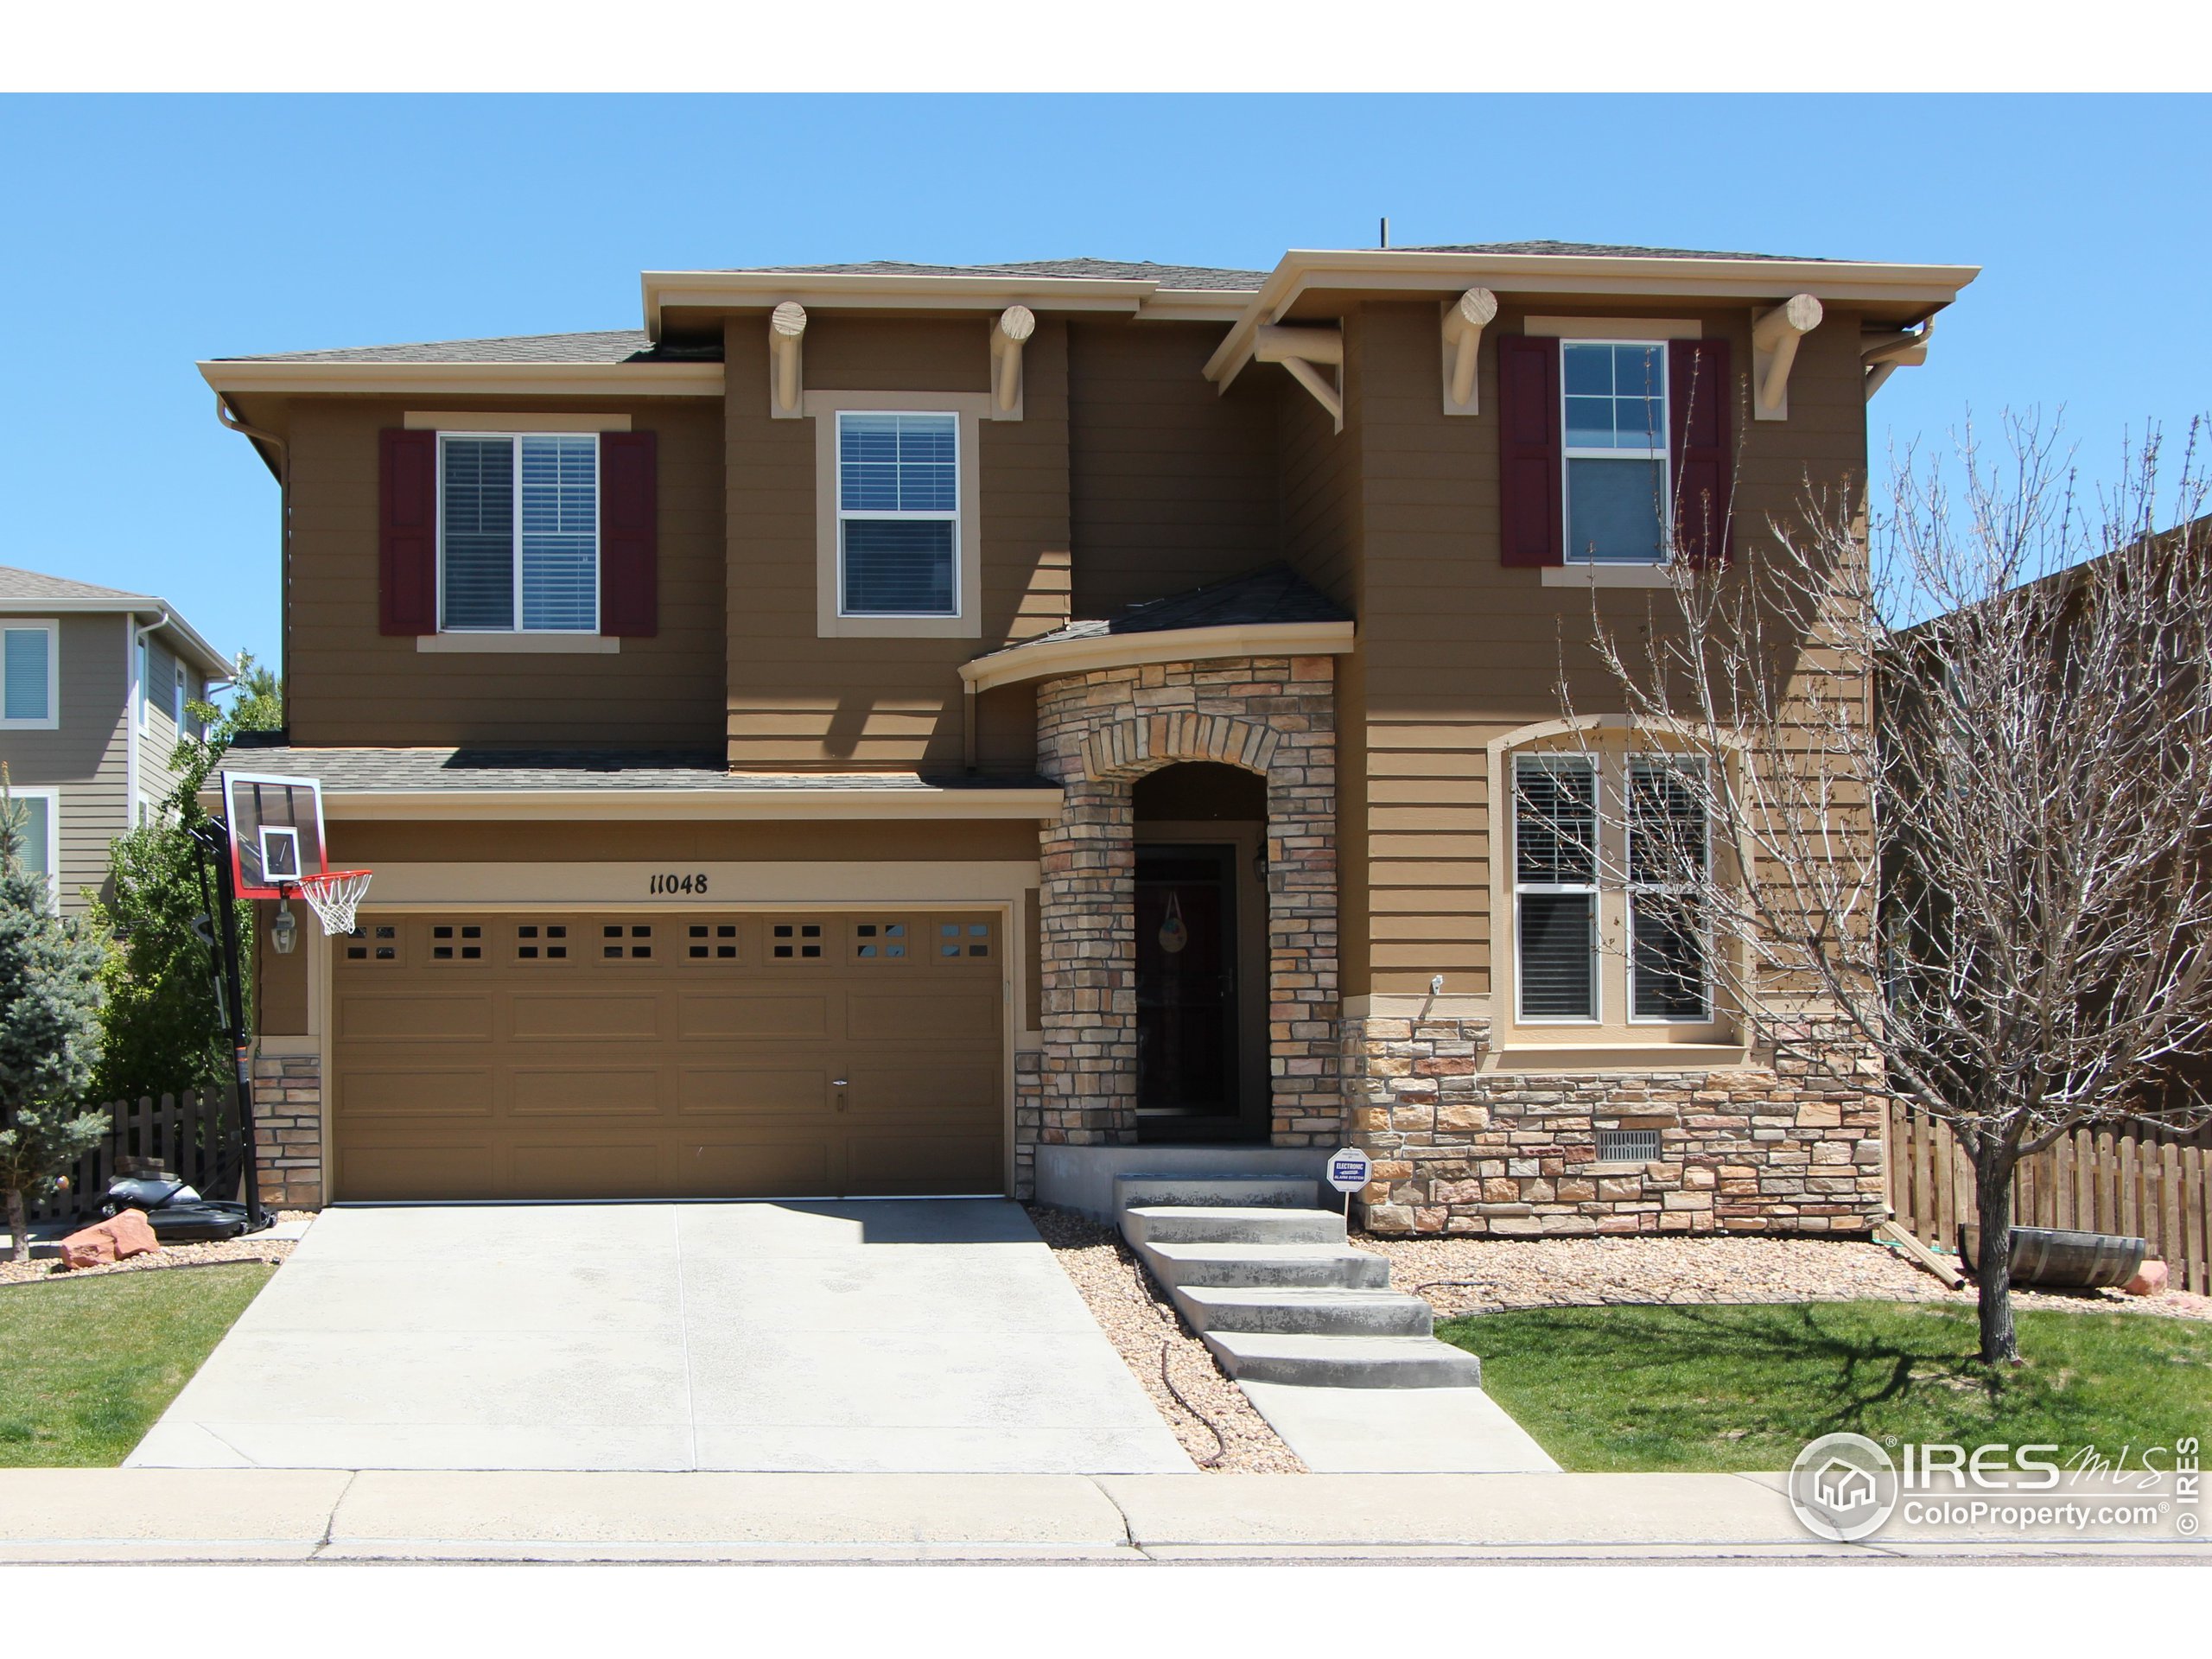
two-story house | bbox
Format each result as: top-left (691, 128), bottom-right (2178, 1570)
top-left (0, 565), bottom-right (233, 911)
top-left (204, 242), bottom-right (1974, 1224)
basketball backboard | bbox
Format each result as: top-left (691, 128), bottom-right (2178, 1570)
top-left (219, 772), bottom-right (328, 899)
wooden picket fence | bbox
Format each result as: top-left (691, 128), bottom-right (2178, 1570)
top-left (1886, 1100), bottom-right (2211, 1295)
top-left (24, 1088), bottom-right (239, 1224)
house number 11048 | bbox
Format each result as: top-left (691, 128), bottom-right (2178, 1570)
top-left (648, 873), bottom-right (709, 895)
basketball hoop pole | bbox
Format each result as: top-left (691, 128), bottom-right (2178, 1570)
top-left (189, 820), bottom-right (267, 1232)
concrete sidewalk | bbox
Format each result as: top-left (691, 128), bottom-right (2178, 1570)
top-left (3, 1470), bottom-right (2203, 1562)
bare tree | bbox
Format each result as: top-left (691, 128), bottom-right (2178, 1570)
top-left (1553, 416), bottom-right (2212, 1364)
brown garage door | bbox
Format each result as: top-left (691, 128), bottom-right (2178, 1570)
top-left (328, 909), bottom-right (1005, 1201)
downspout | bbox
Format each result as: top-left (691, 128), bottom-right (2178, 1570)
top-left (214, 395), bottom-right (289, 715)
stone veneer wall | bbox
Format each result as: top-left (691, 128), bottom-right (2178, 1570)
top-left (1022, 655), bottom-right (1340, 1198)
top-left (251, 1051), bottom-right (324, 1210)
top-left (1345, 1014), bottom-right (1885, 1235)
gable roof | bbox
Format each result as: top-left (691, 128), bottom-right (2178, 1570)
top-left (0, 565), bottom-right (234, 679)
top-left (0, 565), bottom-right (149, 603)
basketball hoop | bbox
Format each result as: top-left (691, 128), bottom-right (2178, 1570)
top-left (293, 869), bottom-right (374, 938)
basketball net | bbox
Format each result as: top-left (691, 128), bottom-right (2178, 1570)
top-left (295, 869), bottom-right (374, 938)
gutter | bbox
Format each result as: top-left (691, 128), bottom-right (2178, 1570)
top-left (0, 596), bottom-right (233, 683)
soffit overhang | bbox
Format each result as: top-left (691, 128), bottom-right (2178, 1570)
top-left (1204, 248), bottom-right (1983, 390)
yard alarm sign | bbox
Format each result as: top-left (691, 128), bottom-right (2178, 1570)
top-left (1326, 1147), bottom-right (1373, 1192)
top-left (1325, 1147), bottom-right (1372, 1222)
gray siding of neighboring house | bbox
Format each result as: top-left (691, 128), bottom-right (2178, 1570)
top-left (0, 612), bottom-right (132, 912)
top-left (137, 632), bottom-right (194, 812)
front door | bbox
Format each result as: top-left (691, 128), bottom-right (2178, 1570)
top-left (1135, 844), bottom-right (1246, 1141)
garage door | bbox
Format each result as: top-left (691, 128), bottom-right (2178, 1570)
top-left (328, 909), bottom-right (1005, 1201)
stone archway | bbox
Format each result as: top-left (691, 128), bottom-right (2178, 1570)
top-left (1020, 655), bottom-right (1339, 1195)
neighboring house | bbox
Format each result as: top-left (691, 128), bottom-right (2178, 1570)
top-left (0, 566), bottom-right (234, 912)
top-left (202, 242), bottom-right (1976, 1219)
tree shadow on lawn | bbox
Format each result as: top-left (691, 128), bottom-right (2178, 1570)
top-left (1440, 1302), bottom-right (2210, 1466)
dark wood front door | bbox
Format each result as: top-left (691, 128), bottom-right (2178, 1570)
top-left (1135, 845), bottom-right (1244, 1140)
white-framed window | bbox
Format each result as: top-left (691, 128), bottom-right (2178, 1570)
top-left (1510, 747), bottom-right (1716, 1027)
top-left (3, 786), bottom-right (60, 910)
top-left (1627, 755), bottom-right (1713, 1022)
top-left (137, 636), bottom-right (151, 730)
top-left (1, 620), bottom-right (58, 729)
top-left (1562, 340), bottom-right (1669, 564)
top-left (174, 663), bottom-right (188, 734)
top-left (438, 432), bottom-right (600, 633)
top-left (1512, 753), bottom-right (1601, 1022)
top-left (835, 410), bottom-right (960, 618)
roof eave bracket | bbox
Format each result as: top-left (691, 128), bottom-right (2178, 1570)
top-left (1255, 323), bottom-right (1345, 434)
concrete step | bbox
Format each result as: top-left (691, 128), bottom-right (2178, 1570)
top-left (1122, 1205), bottom-right (1347, 1249)
top-left (1200, 1332), bottom-right (1485, 1390)
top-left (1172, 1284), bottom-right (1436, 1338)
top-left (1136, 1242), bottom-right (1391, 1293)
top-left (1113, 1174), bottom-right (1325, 1212)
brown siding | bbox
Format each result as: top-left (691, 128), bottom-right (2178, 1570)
top-left (722, 314), bottom-right (1070, 772)
top-left (1066, 320), bottom-right (1281, 620)
top-left (256, 899), bottom-right (311, 1035)
top-left (1, 613), bottom-right (130, 909)
top-left (283, 397), bottom-right (727, 748)
top-left (1342, 300), bottom-right (1871, 998)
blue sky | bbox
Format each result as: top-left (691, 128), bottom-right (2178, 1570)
top-left (1, 93), bottom-right (2204, 676)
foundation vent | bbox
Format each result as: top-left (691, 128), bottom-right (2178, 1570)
top-left (1594, 1128), bottom-right (1662, 1164)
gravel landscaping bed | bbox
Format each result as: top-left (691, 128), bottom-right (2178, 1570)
top-left (0, 1211), bottom-right (308, 1287)
top-left (1027, 1205), bottom-right (1303, 1473)
top-left (1366, 1233), bottom-right (2212, 1324)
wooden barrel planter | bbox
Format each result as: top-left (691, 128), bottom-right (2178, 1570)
top-left (1959, 1225), bottom-right (2147, 1289)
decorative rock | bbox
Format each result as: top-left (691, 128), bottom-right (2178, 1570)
top-left (57, 1210), bottom-right (161, 1270)
top-left (2125, 1259), bottom-right (2170, 1297)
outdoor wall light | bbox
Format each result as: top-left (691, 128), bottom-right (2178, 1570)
top-left (270, 899), bottom-right (298, 956)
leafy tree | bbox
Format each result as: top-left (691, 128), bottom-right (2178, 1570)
top-left (88, 655), bottom-right (280, 1103)
top-left (0, 770), bottom-right (109, 1261)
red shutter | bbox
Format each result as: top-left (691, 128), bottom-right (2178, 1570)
top-left (1669, 339), bottom-right (1732, 565)
top-left (600, 430), bottom-right (658, 638)
top-left (1497, 335), bottom-right (1563, 568)
top-left (378, 429), bottom-right (438, 635)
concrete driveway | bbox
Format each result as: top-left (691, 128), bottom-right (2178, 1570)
top-left (128, 1201), bottom-right (1192, 1474)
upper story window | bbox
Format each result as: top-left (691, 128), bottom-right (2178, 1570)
top-left (1, 621), bottom-right (57, 728)
top-left (137, 635), bottom-right (152, 729)
top-left (440, 434), bottom-right (600, 632)
top-left (1510, 748), bottom-right (1713, 1025)
top-left (1561, 341), bottom-right (1669, 564)
top-left (836, 411), bottom-right (959, 618)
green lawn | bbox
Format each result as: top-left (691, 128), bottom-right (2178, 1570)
top-left (0, 1264), bottom-right (275, 1466)
top-left (1438, 1300), bottom-right (2212, 1472)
